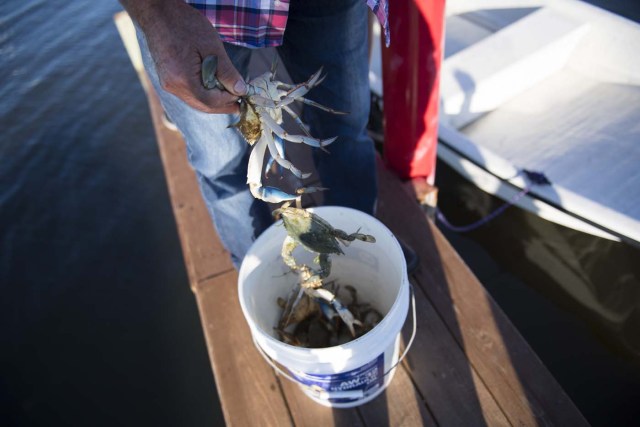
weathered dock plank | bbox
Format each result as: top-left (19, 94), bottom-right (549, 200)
top-left (196, 271), bottom-right (293, 426)
top-left (358, 365), bottom-right (438, 426)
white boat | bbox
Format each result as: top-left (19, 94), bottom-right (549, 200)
top-left (370, 0), bottom-right (640, 248)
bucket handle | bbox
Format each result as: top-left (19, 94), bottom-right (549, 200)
top-left (253, 284), bottom-right (418, 400)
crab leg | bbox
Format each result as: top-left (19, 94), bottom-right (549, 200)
top-left (276, 82), bottom-right (294, 91)
top-left (334, 228), bottom-right (376, 244)
top-left (276, 76), bottom-right (325, 94)
top-left (295, 97), bottom-right (349, 115)
top-left (251, 89), bottom-right (348, 115)
top-left (281, 68), bottom-right (325, 101)
top-left (248, 68), bottom-right (324, 109)
top-left (247, 134), bottom-right (268, 186)
top-left (294, 253), bottom-right (332, 289)
top-left (281, 235), bottom-right (302, 272)
top-left (264, 134), bottom-right (285, 176)
top-left (261, 113), bottom-right (337, 148)
top-left (304, 287), bottom-right (362, 337)
top-left (269, 54), bottom-right (279, 81)
top-left (265, 131), bottom-right (311, 179)
top-left (247, 135), bottom-right (312, 203)
top-left (282, 105), bottom-right (312, 137)
top-left (246, 95), bottom-right (279, 109)
top-left (279, 284), bottom-right (305, 330)
top-left (312, 253), bottom-right (332, 281)
top-left (318, 300), bottom-right (339, 322)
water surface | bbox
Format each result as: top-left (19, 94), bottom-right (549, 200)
top-left (1, 1), bottom-right (223, 424)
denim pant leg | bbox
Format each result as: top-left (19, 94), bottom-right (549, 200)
top-left (277, 0), bottom-right (377, 215)
top-left (136, 32), bottom-right (273, 268)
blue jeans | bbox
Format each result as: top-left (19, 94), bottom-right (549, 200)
top-left (138, 0), bottom-right (376, 268)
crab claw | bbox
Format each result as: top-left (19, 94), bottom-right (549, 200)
top-left (318, 300), bottom-right (339, 322)
top-left (334, 227), bottom-right (376, 244)
top-left (260, 187), bottom-right (326, 207)
top-left (304, 287), bottom-right (362, 337)
top-left (331, 298), bottom-right (362, 337)
top-left (201, 55), bottom-right (226, 90)
top-left (251, 183), bottom-right (322, 204)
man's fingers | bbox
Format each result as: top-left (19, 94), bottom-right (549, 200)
top-left (187, 97), bottom-right (240, 114)
top-left (196, 87), bottom-right (241, 114)
top-left (161, 73), bottom-right (240, 114)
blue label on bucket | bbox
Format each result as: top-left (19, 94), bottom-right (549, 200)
top-left (289, 353), bottom-right (385, 403)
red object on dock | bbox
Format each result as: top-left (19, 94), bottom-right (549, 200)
top-left (381, 0), bottom-right (446, 184)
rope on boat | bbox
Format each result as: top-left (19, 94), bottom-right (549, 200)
top-left (436, 169), bottom-right (551, 233)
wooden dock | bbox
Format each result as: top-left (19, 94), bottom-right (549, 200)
top-left (115, 12), bottom-right (588, 426)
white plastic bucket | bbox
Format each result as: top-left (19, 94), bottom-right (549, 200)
top-left (239, 206), bottom-right (412, 408)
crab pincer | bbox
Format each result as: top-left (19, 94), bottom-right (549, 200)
top-left (305, 287), bottom-right (362, 337)
top-left (201, 55), bottom-right (226, 91)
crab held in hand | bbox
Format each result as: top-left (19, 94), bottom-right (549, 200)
top-left (202, 55), bottom-right (347, 203)
top-left (273, 203), bottom-right (376, 335)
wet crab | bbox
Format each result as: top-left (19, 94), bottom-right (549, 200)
top-left (273, 203), bottom-right (376, 335)
top-left (202, 55), bottom-right (347, 203)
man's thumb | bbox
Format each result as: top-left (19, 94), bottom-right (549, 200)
top-left (216, 56), bottom-right (247, 96)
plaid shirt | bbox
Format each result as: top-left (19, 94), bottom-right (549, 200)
top-left (186, 0), bottom-right (389, 48)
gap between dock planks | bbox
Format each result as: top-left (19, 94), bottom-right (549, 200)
top-left (116, 10), bottom-right (587, 426)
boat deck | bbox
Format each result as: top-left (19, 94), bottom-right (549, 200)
top-left (116, 12), bottom-right (587, 426)
top-left (437, 0), bottom-right (640, 245)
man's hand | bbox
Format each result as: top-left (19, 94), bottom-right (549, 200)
top-left (121, 0), bottom-right (246, 114)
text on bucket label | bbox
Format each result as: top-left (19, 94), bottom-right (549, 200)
top-left (290, 353), bottom-right (385, 403)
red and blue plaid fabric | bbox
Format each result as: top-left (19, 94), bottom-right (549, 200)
top-left (366, 0), bottom-right (389, 47)
top-left (186, 0), bottom-right (389, 48)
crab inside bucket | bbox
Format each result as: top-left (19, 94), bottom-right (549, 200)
top-left (238, 206), bottom-right (410, 407)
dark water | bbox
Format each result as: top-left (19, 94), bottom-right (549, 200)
top-left (1, 1), bottom-right (223, 425)
top-left (2, 0), bottom-right (639, 426)
top-left (436, 161), bottom-right (640, 426)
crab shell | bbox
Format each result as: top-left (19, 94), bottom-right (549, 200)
top-left (278, 208), bottom-right (345, 255)
top-left (232, 101), bottom-right (262, 145)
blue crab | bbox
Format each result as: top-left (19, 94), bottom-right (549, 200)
top-left (202, 56), bottom-right (346, 203)
top-left (273, 203), bottom-right (376, 335)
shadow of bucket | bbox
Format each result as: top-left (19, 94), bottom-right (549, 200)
top-left (239, 206), bottom-right (414, 408)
